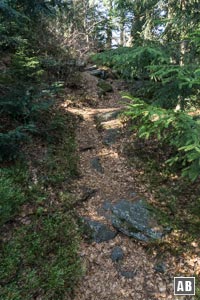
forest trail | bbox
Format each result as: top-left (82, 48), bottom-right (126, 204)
top-left (66, 71), bottom-right (177, 300)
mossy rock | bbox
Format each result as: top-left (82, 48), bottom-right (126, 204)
top-left (111, 199), bottom-right (164, 242)
top-left (97, 80), bottom-right (113, 93)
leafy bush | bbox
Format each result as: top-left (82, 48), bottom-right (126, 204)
top-left (0, 108), bottom-right (82, 299)
top-left (92, 46), bottom-right (200, 110)
top-left (148, 64), bottom-right (200, 109)
top-left (0, 124), bottom-right (37, 161)
top-left (124, 95), bottom-right (200, 181)
top-left (0, 1), bottom-right (75, 163)
top-left (11, 50), bottom-right (43, 81)
top-left (0, 129), bottom-right (25, 161)
top-left (0, 75), bottom-right (64, 161)
top-left (92, 46), bottom-right (168, 80)
top-left (36, 111), bottom-right (79, 187)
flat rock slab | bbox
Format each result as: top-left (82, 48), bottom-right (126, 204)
top-left (89, 69), bottom-right (107, 79)
top-left (111, 199), bottom-right (164, 242)
top-left (103, 128), bottom-right (120, 146)
top-left (94, 110), bottom-right (122, 123)
top-left (83, 218), bottom-right (117, 243)
top-left (120, 270), bottom-right (137, 279)
top-left (100, 199), bottom-right (164, 242)
top-left (91, 157), bottom-right (104, 173)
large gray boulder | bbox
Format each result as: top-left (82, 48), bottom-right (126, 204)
top-left (111, 199), bottom-right (164, 242)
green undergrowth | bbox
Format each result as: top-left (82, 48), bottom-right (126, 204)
top-left (124, 96), bottom-right (200, 181)
top-left (34, 110), bottom-right (79, 187)
top-left (125, 134), bottom-right (200, 292)
top-left (0, 166), bottom-right (28, 226)
top-left (0, 108), bottom-right (82, 299)
top-left (0, 212), bottom-right (81, 300)
top-left (126, 137), bottom-right (200, 249)
top-left (123, 96), bottom-right (200, 252)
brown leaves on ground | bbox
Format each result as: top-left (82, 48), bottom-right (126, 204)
top-left (65, 72), bottom-right (200, 300)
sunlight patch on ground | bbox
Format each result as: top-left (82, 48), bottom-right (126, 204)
top-left (98, 148), bottom-right (119, 159)
top-left (101, 119), bottom-right (123, 129)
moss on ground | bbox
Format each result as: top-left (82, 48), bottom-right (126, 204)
top-left (0, 107), bottom-right (82, 300)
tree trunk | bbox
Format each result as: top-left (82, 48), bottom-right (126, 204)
top-left (106, 0), bottom-right (113, 49)
top-left (120, 22), bottom-right (125, 46)
top-left (131, 14), bottom-right (143, 46)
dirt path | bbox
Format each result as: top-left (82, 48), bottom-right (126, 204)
top-left (65, 72), bottom-right (185, 300)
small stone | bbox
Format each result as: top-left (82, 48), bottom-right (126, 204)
top-left (103, 128), bottom-right (119, 146)
top-left (79, 145), bottom-right (95, 152)
top-left (120, 270), bottom-right (136, 279)
top-left (78, 187), bottom-right (97, 203)
top-left (110, 246), bottom-right (124, 262)
top-left (158, 283), bottom-right (167, 293)
top-left (91, 157), bottom-right (104, 173)
top-left (130, 192), bottom-right (137, 197)
top-left (89, 69), bottom-right (107, 79)
top-left (154, 262), bottom-right (166, 274)
top-left (83, 218), bottom-right (117, 243)
top-left (102, 201), bottom-right (112, 211)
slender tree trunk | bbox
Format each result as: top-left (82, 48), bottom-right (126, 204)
top-left (179, 0), bottom-right (187, 66)
top-left (120, 22), bottom-right (125, 46)
top-left (106, 0), bottom-right (113, 49)
top-left (164, 0), bottom-right (174, 43)
top-left (119, 9), bottom-right (125, 46)
top-left (106, 26), bottom-right (112, 48)
top-left (83, 0), bottom-right (89, 45)
top-left (131, 14), bottom-right (142, 46)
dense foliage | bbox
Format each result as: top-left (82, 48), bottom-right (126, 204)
top-left (0, 2), bottom-right (83, 298)
top-left (92, 43), bottom-right (200, 110)
top-left (0, 212), bottom-right (81, 299)
top-left (0, 0), bottom-right (77, 160)
top-left (0, 106), bottom-right (82, 299)
top-left (92, 0), bottom-right (200, 180)
top-left (124, 95), bottom-right (200, 181)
